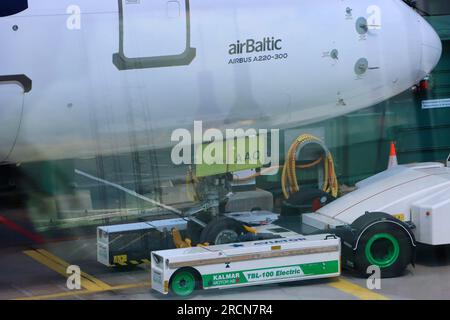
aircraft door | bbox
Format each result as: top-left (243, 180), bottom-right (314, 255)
top-left (0, 0), bottom-right (28, 17)
top-left (113, 0), bottom-right (196, 70)
top-left (0, 75), bottom-right (31, 162)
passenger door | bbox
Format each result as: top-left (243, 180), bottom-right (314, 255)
top-left (0, 76), bottom-right (31, 162)
top-left (113, 0), bottom-right (196, 70)
top-left (0, 0), bottom-right (28, 17)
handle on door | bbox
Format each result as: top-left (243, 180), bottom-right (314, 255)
top-left (0, 74), bottom-right (32, 93)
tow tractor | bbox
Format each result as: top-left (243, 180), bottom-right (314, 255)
top-left (151, 233), bottom-right (340, 297)
top-left (95, 136), bottom-right (450, 295)
top-left (97, 211), bottom-right (343, 297)
top-left (303, 155), bottom-right (450, 278)
top-left (147, 155), bottom-right (450, 296)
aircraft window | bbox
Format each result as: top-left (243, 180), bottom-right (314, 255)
top-left (0, 0), bottom-right (28, 17)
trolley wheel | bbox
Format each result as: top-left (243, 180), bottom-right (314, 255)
top-left (199, 217), bottom-right (246, 245)
top-left (170, 269), bottom-right (198, 297)
top-left (355, 224), bottom-right (412, 278)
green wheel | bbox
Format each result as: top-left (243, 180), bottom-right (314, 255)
top-left (355, 224), bottom-right (412, 278)
top-left (170, 270), bottom-right (197, 297)
top-left (365, 233), bottom-right (400, 268)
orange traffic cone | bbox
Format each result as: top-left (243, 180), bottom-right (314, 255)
top-left (388, 141), bottom-right (398, 169)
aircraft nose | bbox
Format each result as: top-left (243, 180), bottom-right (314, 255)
top-left (419, 17), bottom-right (442, 75)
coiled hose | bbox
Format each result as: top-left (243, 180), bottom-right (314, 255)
top-left (281, 134), bottom-right (338, 199)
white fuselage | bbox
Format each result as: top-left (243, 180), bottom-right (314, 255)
top-left (0, 0), bottom-right (442, 163)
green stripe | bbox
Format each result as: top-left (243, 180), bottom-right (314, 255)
top-left (202, 260), bottom-right (339, 288)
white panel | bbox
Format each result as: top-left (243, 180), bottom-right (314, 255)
top-left (412, 188), bottom-right (450, 245)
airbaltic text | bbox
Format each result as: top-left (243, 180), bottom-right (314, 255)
top-left (229, 37), bottom-right (282, 55)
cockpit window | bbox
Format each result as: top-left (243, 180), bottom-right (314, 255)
top-left (0, 0), bottom-right (28, 17)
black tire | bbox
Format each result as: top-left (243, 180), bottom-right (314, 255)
top-left (186, 211), bottom-right (213, 245)
top-left (199, 217), bottom-right (246, 245)
top-left (354, 223), bottom-right (412, 278)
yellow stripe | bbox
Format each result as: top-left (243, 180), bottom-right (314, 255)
top-left (37, 249), bottom-right (111, 290)
top-left (24, 249), bottom-right (111, 291)
top-left (328, 278), bottom-right (389, 300)
top-left (23, 250), bottom-right (69, 278)
top-left (14, 282), bottom-right (151, 300)
top-left (36, 249), bottom-right (111, 290)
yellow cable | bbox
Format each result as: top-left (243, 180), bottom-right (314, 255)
top-left (281, 134), bottom-right (338, 199)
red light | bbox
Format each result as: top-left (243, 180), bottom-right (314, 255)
top-left (420, 80), bottom-right (429, 90)
top-left (312, 198), bottom-right (322, 212)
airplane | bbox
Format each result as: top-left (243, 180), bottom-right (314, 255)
top-left (0, 0), bottom-right (442, 165)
